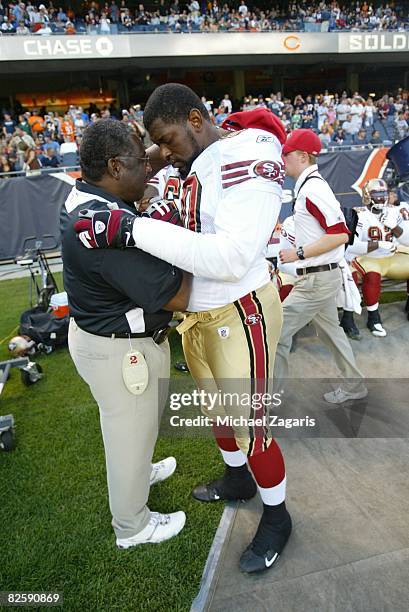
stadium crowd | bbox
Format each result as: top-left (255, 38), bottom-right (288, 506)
top-left (1, 88), bottom-right (408, 175)
top-left (0, 1), bottom-right (408, 35)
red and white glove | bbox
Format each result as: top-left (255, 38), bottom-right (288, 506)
top-left (74, 208), bottom-right (137, 249)
top-left (143, 197), bottom-right (182, 226)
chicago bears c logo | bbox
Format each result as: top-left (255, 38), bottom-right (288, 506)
top-left (245, 313), bottom-right (262, 326)
top-left (253, 160), bottom-right (285, 185)
top-left (351, 148), bottom-right (389, 197)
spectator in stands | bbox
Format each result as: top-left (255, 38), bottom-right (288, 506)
top-left (17, 114), bottom-right (31, 134)
top-left (16, 20), bottom-right (30, 34)
top-left (220, 93), bottom-right (232, 114)
top-left (364, 97), bottom-right (375, 127)
top-left (0, 154), bottom-right (13, 176)
top-left (28, 109), bottom-right (45, 134)
top-left (100, 11), bottom-right (111, 32)
top-left (318, 124), bottom-right (331, 148)
top-left (39, 146), bottom-right (59, 167)
top-left (61, 113), bottom-right (75, 141)
top-left (370, 129), bottom-right (383, 145)
top-left (1, 15), bottom-right (15, 32)
top-left (12, 126), bottom-right (35, 149)
top-left (109, 0), bottom-right (119, 22)
top-left (19, 139), bottom-right (40, 171)
top-left (301, 108), bottom-right (314, 129)
top-left (342, 114), bottom-right (355, 136)
top-left (201, 96), bottom-right (213, 113)
top-left (2, 113), bottom-right (16, 135)
top-left (395, 111), bottom-right (408, 139)
top-left (332, 127), bottom-right (347, 145)
top-left (57, 7), bottom-right (68, 22)
top-left (350, 95), bottom-right (365, 133)
top-left (336, 95), bottom-right (351, 124)
top-left (42, 134), bottom-right (60, 154)
top-left (353, 128), bottom-right (369, 146)
top-left (63, 16), bottom-right (75, 32)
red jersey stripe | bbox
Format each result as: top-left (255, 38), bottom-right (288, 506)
top-left (221, 159), bottom-right (256, 172)
top-left (222, 176), bottom-right (252, 189)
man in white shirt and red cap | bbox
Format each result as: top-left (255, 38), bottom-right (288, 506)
top-left (275, 129), bottom-right (366, 404)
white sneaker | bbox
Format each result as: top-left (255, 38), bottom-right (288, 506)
top-left (116, 511), bottom-right (186, 548)
top-left (369, 322), bottom-right (387, 337)
top-left (324, 387), bottom-right (368, 404)
top-left (150, 456), bottom-right (177, 486)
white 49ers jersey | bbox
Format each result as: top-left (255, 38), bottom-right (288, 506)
top-left (135, 128), bottom-right (285, 311)
top-left (345, 208), bottom-right (397, 261)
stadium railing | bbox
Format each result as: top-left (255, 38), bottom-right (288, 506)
top-left (0, 165), bottom-right (80, 179)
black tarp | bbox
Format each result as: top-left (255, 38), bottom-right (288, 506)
top-left (0, 173), bottom-right (73, 260)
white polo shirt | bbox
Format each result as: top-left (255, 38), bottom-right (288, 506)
top-left (293, 165), bottom-right (350, 269)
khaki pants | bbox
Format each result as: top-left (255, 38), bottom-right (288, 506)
top-left (179, 282), bottom-right (283, 456)
top-left (274, 268), bottom-right (364, 384)
top-left (68, 320), bottom-right (170, 539)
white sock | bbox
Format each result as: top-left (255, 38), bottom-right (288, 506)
top-left (219, 448), bottom-right (247, 468)
top-left (258, 476), bottom-right (286, 505)
top-left (367, 303), bottom-right (379, 312)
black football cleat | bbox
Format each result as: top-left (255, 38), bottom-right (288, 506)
top-left (340, 311), bottom-right (361, 341)
top-left (192, 465), bottom-right (257, 502)
top-left (367, 309), bottom-right (386, 337)
top-left (239, 508), bottom-right (292, 574)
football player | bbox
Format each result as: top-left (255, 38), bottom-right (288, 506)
top-left (341, 178), bottom-right (409, 337)
top-left (74, 87), bottom-right (292, 574)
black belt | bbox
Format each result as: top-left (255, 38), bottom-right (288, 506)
top-left (296, 263), bottom-right (339, 276)
top-left (78, 325), bottom-right (171, 344)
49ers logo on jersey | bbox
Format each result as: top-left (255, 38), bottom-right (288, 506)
top-left (253, 160), bottom-right (285, 185)
top-left (245, 313), bottom-right (263, 326)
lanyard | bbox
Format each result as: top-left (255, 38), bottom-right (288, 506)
top-left (295, 171), bottom-right (325, 200)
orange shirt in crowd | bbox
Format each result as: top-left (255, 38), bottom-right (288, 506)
top-left (61, 118), bottom-right (75, 142)
top-left (28, 114), bottom-right (45, 133)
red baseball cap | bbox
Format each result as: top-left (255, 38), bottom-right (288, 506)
top-left (282, 129), bottom-right (322, 156)
top-left (221, 108), bottom-right (287, 145)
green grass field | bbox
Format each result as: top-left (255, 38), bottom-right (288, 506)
top-left (0, 273), bottom-right (223, 612)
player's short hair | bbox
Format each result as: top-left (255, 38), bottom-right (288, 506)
top-left (80, 118), bottom-right (139, 182)
top-left (143, 83), bottom-right (211, 131)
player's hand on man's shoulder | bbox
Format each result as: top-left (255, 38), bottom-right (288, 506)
top-left (74, 197), bottom-right (183, 250)
top-left (74, 208), bottom-right (137, 249)
top-left (142, 197), bottom-right (183, 226)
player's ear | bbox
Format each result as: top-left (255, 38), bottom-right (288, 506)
top-left (188, 108), bottom-right (203, 132)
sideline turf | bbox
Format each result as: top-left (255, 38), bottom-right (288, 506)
top-left (0, 274), bottom-right (222, 611)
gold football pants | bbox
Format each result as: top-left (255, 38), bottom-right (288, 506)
top-left (178, 282), bottom-right (283, 456)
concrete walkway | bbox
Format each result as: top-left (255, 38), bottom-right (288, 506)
top-left (197, 302), bottom-right (409, 612)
